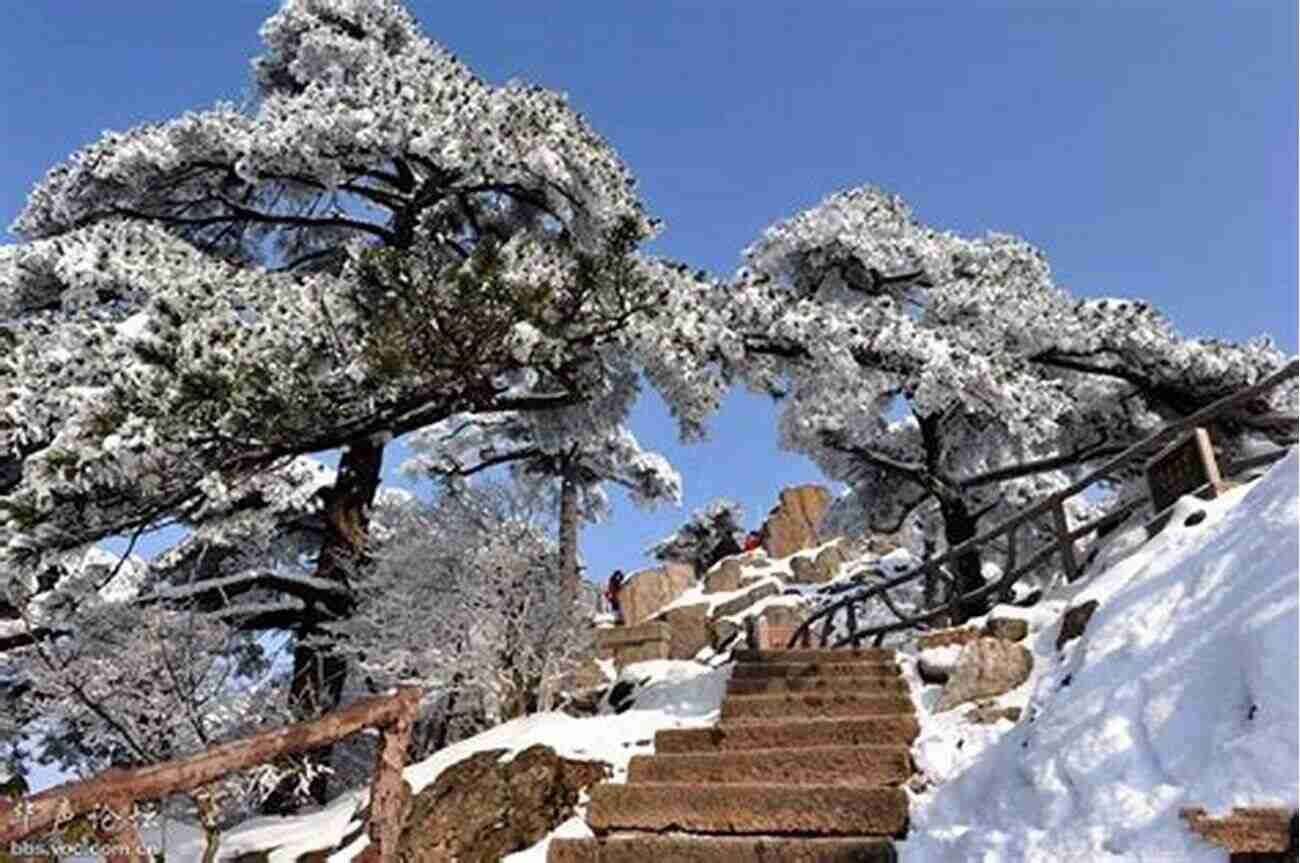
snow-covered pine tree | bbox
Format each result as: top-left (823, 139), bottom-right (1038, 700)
top-left (402, 374), bottom-right (683, 594)
top-left (647, 498), bottom-right (746, 578)
top-left (0, 0), bottom-right (725, 791)
top-left (723, 186), bottom-right (1296, 622)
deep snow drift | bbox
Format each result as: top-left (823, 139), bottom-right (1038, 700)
top-left (157, 454), bottom-right (1296, 862)
top-left (904, 451), bottom-right (1298, 861)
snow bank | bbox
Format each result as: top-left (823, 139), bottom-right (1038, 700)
top-left (905, 452), bottom-right (1299, 861)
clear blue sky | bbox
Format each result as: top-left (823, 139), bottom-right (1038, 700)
top-left (2, 2), bottom-right (1295, 584)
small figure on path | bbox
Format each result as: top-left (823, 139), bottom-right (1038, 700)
top-left (604, 570), bottom-right (626, 624)
top-left (742, 530), bottom-right (763, 552)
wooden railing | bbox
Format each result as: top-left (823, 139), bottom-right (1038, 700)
top-left (789, 358), bottom-right (1299, 650)
top-left (1, 687), bottom-right (419, 863)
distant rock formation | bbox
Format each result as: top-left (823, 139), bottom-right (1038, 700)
top-left (760, 484), bottom-right (831, 559)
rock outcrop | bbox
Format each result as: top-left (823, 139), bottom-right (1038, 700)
top-left (760, 485), bottom-right (831, 559)
top-left (398, 745), bottom-right (607, 862)
top-left (619, 562), bottom-right (693, 626)
top-left (814, 541), bottom-right (846, 581)
top-left (703, 558), bottom-right (743, 593)
top-left (1056, 599), bottom-right (1100, 650)
top-left (985, 616), bottom-right (1029, 642)
top-left (657, 602), bottom-right (711, 660)
top-left (933, 637), bottom-right (1033, 713)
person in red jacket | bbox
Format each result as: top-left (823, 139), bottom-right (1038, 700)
top-left (742, 530), bottom-right (763, 552)
top-left (604, 570), bottom-right (626, 624)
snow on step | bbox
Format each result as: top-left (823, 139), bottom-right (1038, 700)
top-left (548, 834), bottom-right (899, 863)
top-left (627, 744), bottom-right (912, 786)
top-left (726, 674), bottom-right (908, 696)
top-left (586, 782), bottom-right (909, 836)
top-left (656, 715), bottom-right (920, 753)
top-left (720, 691), bottom-right (914, 723)
top-left (732, 647), bottom-right (894, 664)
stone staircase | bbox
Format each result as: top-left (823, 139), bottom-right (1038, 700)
top-left (549, 647), bottom-right (919, 862)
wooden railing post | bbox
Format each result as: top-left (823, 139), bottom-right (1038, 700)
top-left (361, 690), bottom-right (417, 863)
top-left (1, 688), bottom-right (422, 853)
top-left (819, 610), bottom-right (835, 647)
top-left (1051, 499), bottom-right (1080, 582)
top-left (846, 601), bottom-right (858, 648)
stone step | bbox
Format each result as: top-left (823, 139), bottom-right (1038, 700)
top-left (721, 692), bottom-right (914, 724)
top-left (627, 744), bottom-right (911, 786)
top-left (549, 835), bottom-right (898, 863)
top-left (596, 620), bottom-right (672, 648)
top-left (730, 661), bottom-right (901, 680)
top-left (732, 648), bottom-right (895, 664)
top-left (656, 715), bottom-right (920, 755)
top-left (587, 782), bottom-right (908, 837)
top-left (726, 674), bottom-right (909, 697)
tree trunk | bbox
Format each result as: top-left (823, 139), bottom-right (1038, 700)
top-left (557, 468), bottom-right (580, 600)
top-left (287, 433), bottom-right (386, 804)
top-left (940, 497), bottom-right (986, 625)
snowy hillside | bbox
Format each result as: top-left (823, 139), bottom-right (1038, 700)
top-left (903, 451), bottom-right (1299, 861)
top-left (172, 454), bottom-right (1296, 862)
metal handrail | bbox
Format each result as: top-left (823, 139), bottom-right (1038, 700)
top-left (788, 358), bottom-right (1299, 649)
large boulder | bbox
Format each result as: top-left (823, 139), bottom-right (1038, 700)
top-left (934, 637), bottom-right (1033, 713)
top-left (985, 616), bottom-right (1029, 642)
top-left (704, 558), bottom-right (743, 593)
top-left (619, 562), bottom-right (694, 626)
top-left (657, 602), bottom-right (712, 660)
top-left (397, 745), bottom-right (608, 862)
top-left (761, 485), bottom-right (831, 559)
top-left (814, 542), bottom-right (846, 581)
top-left (788, 555), bottom-right (820, 584)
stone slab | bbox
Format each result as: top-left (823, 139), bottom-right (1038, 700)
top-left (721, 692), bottom-right (914, 723)
top-left (587, 782), bottom-right (907, 837)
top-left (655, 716), bottom-right (920, 754)
top-left (596, 621), bottom-right (672, 649)
top-left (731, 661), bottom-right (902, 680)
top-left (627, 744), bottom-right (911, 787)
top-left (726, 674), bottom-right (908, 697)
top-left (712, 582), bottom-right (779, 619)
top-left (548, 835), bottom-right (898, 863)
top-left (733, 648), bottom-right (895, 664)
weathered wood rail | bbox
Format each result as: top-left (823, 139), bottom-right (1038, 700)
top-left (0, 687), bottom-right (419, 863)
top-left (789, 358), bottom-right (1299, 650)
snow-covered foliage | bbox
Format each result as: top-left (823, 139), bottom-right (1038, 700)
top-left (723, 185), bottom-right (1297, 602)
top-left (646, 498), bottom-right (745, 575)
top-left (0, 539), bottom-right (308, 843)
top-left (402, 356), bottom-right (682, 526)
top-left (0, 0), bottom-right (725, 587)
top-left (324, 482), bottom-right (594, 756)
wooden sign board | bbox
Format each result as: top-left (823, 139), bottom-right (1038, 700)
top-left (1145, 427), bottom-right (1223, 515)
